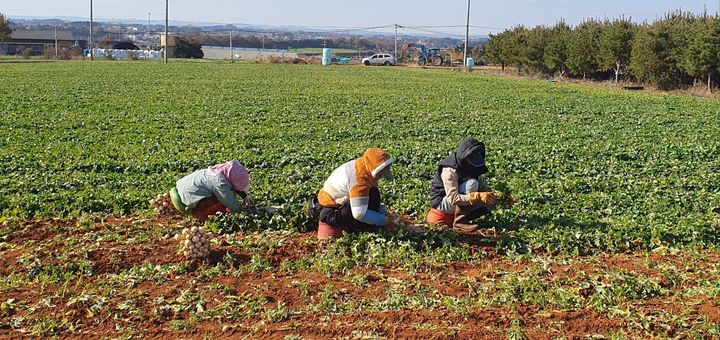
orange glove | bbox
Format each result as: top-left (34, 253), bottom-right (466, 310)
top-left (468, 192), bottom-right (496, 205)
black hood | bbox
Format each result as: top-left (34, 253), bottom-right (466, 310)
top-left (429, 138), bottom-right (489, 208)
top-left (452, 138), bottom-right (488, 177)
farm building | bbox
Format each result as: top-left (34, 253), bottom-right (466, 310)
top-left (0, 30), bottom-right (84, 56)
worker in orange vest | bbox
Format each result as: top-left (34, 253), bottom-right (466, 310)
top-left (313, 149), bottom-right (396, 239)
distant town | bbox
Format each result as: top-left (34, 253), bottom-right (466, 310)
top-left (1, 16), bottom-right (488, 61)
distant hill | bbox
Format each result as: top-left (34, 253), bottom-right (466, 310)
top-left (8, 16), bottom-right (489, 42)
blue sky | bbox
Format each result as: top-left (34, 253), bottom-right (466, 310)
top-left (2, 0), bottom-right (714, 36)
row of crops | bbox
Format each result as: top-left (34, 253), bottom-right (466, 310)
top-left (1, 62), bottom-right (719, 254)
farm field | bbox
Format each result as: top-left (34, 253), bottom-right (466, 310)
top-left (0, 62), bottom-right (719, 338)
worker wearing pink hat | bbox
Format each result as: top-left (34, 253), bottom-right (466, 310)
top-left (170, 160), bottom-right (255, 220)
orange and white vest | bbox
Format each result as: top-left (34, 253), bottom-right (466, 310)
top-left (318, 149), bottom-right (393, 225)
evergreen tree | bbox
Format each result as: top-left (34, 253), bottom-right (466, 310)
top-left (629, 21), bottom-right (684, 89)
top-left (544, 21), bottom-right (572, 78)
top-left (599, 19), bottom-right (635, 83)
top-left (0, 13), bottom-right (12, 42)
top-left (485, 10), bottom-right (720, 90)
top-left (487, 31), bottom-right (509, 72)
top-left (504, 26), bottom-right (529, 74)
top-left (567, 20), bottom-right (602, 79)
top-left (680, 17), bottom-right (720, 92)
top-left (522, 26), bottom-right (550, 73)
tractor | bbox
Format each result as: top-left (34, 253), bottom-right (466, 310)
top-left (401, 43), bottom-right (452, 66)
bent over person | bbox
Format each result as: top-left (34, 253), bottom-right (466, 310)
top-left (170, 160), bottom-right (255, 221)
top-left (315, 149), bottom-right (396, 239)
top-left (427, 139), bottom-right (496, 232)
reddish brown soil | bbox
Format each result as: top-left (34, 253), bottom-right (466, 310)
top-left (0, 216), bottom-right (718, 339)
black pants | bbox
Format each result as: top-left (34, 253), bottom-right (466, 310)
top-left (319, 187), bottom-right (381, 231)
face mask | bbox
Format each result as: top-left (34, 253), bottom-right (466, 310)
top-left (381, 166), bottom-right (394, 181)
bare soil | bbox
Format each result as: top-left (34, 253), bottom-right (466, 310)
top-left (0, 216), bottom-right (718, 338)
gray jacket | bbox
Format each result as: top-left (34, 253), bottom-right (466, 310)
top-left (176, 169), bottom-right (242, 212)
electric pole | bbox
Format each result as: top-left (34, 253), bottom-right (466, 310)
top-left (164, 0), bottom-right (169, 64)
top-left (89, 0), bottom-right (93, 60)
top-left (464, 0), bottom-right (471, 69)
top-left (147, 12), bottom-right (151, 35)
top-left (394, 24), bottom-right (399, 61)
top-left (54, 26), bottom-right (58, 59)
top-left (230, 29), bottom-right (233, 62)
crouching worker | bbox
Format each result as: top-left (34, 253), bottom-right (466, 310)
top-left (315, 149), bottom-right (396, 240)
top-left (427, 139), bottom-right (496, 232)
top-left (170, 160), bottom-right (255, 221)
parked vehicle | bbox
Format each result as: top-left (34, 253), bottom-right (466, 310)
top-left (362, 54), bottom-right (395, 66)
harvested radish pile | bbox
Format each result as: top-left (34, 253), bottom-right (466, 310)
top-left (176, 226), bottom-right (214, 259)
top-left (150, 193), bottom-right (176, 216)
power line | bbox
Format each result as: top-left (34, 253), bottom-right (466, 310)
top-left (402, 26), bottom-right (489, 39)
top-left (402, 26), bottom-right (465, 38)
top-left (469, 25), bottom-right (507, 30)
top-left (5, 0), bottom-right (411, 11)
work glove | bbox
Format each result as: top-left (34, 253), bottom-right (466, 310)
top-left (468, 192), bottom-right (496, 206)
top-left (243, 195), bottom-right (256, 210)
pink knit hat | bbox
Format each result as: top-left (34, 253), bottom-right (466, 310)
top-left (210, 160), bottom-right (250, 192)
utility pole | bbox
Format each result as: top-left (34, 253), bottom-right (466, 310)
top-left (164, 0), bottom-right (168, 64)
top-left (147, 12), bottom-right (151, 35)
top-left (464, 0), bottom-right (471, 69)
top-left (54, 26), bottom-right (58, 59)
top-left (394, 24), bottom-right (399, 61)
top-left (89, 0), bottom-right (93, 60)
top-left (230, 29), bottom-right (233, 62)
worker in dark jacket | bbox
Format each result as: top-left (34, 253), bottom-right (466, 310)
top-left (427, 139), bottom-right (496, 232)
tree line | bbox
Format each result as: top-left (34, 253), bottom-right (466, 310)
top-left (486, 11), bottom-right (720, 91)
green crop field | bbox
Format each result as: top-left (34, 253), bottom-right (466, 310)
top-left (2, 62), bottom-right (719, 254)
top-left (1, 62), bottom-right (720, 338)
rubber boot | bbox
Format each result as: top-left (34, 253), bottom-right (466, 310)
top-left (453, 206), bottom-right (479, 232)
